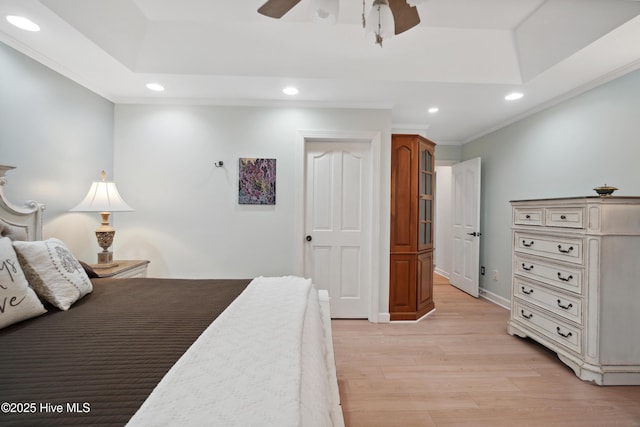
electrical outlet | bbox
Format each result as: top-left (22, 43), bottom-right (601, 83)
top-left (492, 270), bottom-right (499, 281)
top-left (480, 266), bottom-right (485, 275)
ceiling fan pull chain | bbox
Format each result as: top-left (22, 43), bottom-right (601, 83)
top-left (362, 0), bottom-right (366, 28)
top-left (376, 2), bottom-right (384, 46)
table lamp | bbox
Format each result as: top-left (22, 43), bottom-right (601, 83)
top-left (70, 171), bottom-right (133, 268)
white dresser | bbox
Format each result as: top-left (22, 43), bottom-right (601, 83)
top-left (507, 197), bottom-right (640, 385)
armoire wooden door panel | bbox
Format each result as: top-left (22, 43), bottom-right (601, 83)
top-left (390, 142), bottom-right (416, 253)
top-left (389, 254), bottom-right (416, 312)
top-left (417, 251), bottom-right (434, 311)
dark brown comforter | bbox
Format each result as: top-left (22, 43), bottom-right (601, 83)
top-left (0, 277), bottom-right (251, 427)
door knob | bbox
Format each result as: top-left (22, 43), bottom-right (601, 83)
top-left (306, 235), bottom-right (312, 242)
top-left (467, 232), bottom-right (482, 237)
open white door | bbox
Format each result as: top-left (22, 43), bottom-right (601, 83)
top-left (450, 157), bottom-right (481, 297)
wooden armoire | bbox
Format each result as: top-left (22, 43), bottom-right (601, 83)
top-left (389, 134), bottom-right (436, 321)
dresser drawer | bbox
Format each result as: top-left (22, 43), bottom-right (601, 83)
top-left (515, 231), bottom-right (583, 265)
top-left (514, 277), bottom-right (582, 324)
top-left (515, 255), bottom-right (582, 294)
top-left (514, 301), bottom-right (582, 354)
top-left (546, 207), bottom-right (584, 229)
top-left (514, 208), bottom-right (543, 226)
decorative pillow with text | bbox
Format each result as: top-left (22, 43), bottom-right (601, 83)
top-left (13, 238), bottom-right (93, 311)
top-left (0, 237), bottom-right (47, 329)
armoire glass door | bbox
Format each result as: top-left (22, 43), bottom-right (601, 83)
top-left (418, 142), bottom-right (434, 251)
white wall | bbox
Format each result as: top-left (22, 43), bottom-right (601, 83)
top-left (1, 41), bottom-right (394, 320)
top-left (0, 42), bottom-right (114, 261)
top-left (462, 68), bottom-right (640, 300)
top-left (113, 104), bottom-right (393, 317)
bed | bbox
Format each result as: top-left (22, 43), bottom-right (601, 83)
top-left (0, 165), bottom-right (344, 427)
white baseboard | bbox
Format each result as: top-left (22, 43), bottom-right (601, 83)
top-left (374, 312), bottom-right (391, 323)
top-left (478, 287), bottom-right (510, 310)
top-left (434, 267), bottom-right (449, 278)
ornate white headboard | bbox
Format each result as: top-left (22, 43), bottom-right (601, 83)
top-left (0, 165), bottom-right (45, 241)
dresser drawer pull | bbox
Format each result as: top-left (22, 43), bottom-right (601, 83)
top-left (522, 240), bottom-right (534, 247)
top-left (557, 300), bottom-right (573, 310)
top-left (556, 327), bottom-right (573, 338)
top-left (521, 286), bottom-right (534, 295)
top-left (560, 215), bottom-right (567, 220)
top-left (525, 214), bottom-right (531, 219)
top-left (557, 245), bottom-right (574, 254)
top-left (522, 263), bottom-right (534, 271)
top-left (557, 273), bottom-right (574, 282)
top-left (521, 310), bottom-right (533, 320)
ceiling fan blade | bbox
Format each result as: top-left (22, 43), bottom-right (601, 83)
top-left (258, 0), bottom-right (303, 18)
top-left (388, 0), bottom-right (421, 35)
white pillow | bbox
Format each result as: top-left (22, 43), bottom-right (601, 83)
top-left (13, 238), bottom-right (93, 311)
top-left (0, 237), bottom-right (47, 329)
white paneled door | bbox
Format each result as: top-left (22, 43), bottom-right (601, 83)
top-left (304, 141), bottom-right (371, 318)
top-left (451, 157), bottom-right (481, 297)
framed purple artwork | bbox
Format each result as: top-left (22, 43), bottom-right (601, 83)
top-left (238, 158), bottom-right (276, 205)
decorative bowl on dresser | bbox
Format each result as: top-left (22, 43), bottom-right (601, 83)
top-left (593, 184), bottom-right (618, 197)
top-left (508, 196), bottom-right (640, 385)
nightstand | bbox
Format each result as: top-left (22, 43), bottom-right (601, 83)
top-left (91, 260), bottom-right (150, 278)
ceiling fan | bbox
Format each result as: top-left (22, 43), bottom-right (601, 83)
top-left (258, 0), bottom-right (422, 45)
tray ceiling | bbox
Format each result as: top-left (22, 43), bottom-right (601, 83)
top-left (1, 0), bottom-right (639, 143)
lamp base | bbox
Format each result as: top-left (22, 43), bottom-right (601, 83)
top-left (94, 250), bottom-right (119, 269)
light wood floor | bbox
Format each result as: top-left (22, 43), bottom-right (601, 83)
top-left (331, 274), bottom-right (640, 427)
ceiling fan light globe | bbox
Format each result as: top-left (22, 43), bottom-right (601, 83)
top-left (365, 0), bottom-right (395, 45)
top-left (312, 0), bottom-right (339, 24)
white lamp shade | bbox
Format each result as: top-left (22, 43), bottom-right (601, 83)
top-left (313, 0), bottom-right (339, 24)
top-left (365, 0), bottom-right (395, 43)
top-left (70, 181), bottom-right (133, 212)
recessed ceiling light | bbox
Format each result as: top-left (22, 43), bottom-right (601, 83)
top-left (428, 107), bottom-right (439, 114)
top-left (282, 86), bottom-right (299, 96)
top-left (505, 92), bottom-right (524, 101)
top-left (146, 83), bottom-right (165, 92)
top-left (6, 15), bottom-right (40, 32)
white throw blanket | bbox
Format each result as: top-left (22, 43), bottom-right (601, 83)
top-left (127, 276), bottom-right (334, 427)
